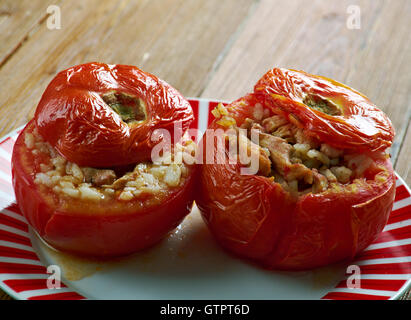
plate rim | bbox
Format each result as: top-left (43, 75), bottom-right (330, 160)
top-left (0, 97), bottom-right (410, 300)
top-left (388, 173), bottom-right (411, 300)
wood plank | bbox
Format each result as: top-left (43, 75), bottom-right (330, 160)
top-left (0, 0), bottom-right (256, 300)
top-left (0, 0), bottom-right (255, 138)
top-left (0, 0), bottom-right (57, 67)
top-left (0, 0), bottom-right (409, 300)
top-left (0, 289), bottom-right (12, 300)
top-left (201, 0), bottom-right (411, 160)
top-left (395, 120), bottom-right (411, 187)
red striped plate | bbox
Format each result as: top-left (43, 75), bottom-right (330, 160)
top-left (0, 98), bottom-right (410, 300)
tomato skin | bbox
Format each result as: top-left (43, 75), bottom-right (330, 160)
top-left (264, 167), bottom-right (395, 270)
top-left (34, 62), bottom-right (194, 168)
top-left (196, 91), bottom-right (396, 270)
top-left (254, 68), bottom-right (395, 153)
top-left (12, 121), bottom-right (196, 257)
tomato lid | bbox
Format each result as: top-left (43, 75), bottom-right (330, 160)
top-left (34, 62), bottom-right (193, 167)
top-left (254, 68), bottom-right (395, 153)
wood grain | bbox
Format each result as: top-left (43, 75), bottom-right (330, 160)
top-left (0, 290), bottom-right (13, 300)
top-left (0, 0), bottom-right (255, 138)
top-left (0, 0), bottom-right (409, 300)
top-left (0, 0), bottom-right (57, 67)
top-left (201, 0), bottom-right (411, 160)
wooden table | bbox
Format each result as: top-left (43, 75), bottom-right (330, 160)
top-left (0, 0), bottom-right (409, 300)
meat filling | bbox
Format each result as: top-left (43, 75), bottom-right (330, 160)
top-left (101, 91), bottom-right (146, 123)
top-left (25, 128), bottom-right (194, 202)
top-left (82, 167), bottom-right (117, 186)
top-left (214, 102), bottom-right (383, 195)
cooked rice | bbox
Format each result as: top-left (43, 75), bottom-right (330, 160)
top-left (26, 129), bottom-right (191, 202)
top-left (212, 101), bottom-right (379, 195)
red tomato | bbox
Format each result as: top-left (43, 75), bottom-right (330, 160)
top-left (254, 68), bottom-right (394, 153)
top-left (196, 69), bottom-right (396, 270)
top-left (12, 120), bottom-right (196, 258)
top-left (34, 62), bottom-right (194, 168)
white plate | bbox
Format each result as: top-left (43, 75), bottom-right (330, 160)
top-left (0, 98), bottom-right (410, 300)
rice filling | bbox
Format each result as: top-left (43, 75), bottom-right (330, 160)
top-left (25, 128), bottom-right (192, 202)
top-left (215, 102), bottom-right (384, 195)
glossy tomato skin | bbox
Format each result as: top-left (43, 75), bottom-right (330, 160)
top-left (254, 68), bottom-right (394, 153)
top-left (34, 62), bottom-right (194, 168)
top-left (197, 88), bottom-right (396, 270)
top-left (265, 163), bottom-right (395, 270)
top-left (12, 121), bottom-right (196, 258)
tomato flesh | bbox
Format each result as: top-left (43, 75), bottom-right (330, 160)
top-left (254, 68), bottom-right (395, 152)
top-left (197, 70), bottom-right (396, 270)
top-left (12, 120), bottom-right (196, 257)
top-left (34, 62), bottom-right (194, 168)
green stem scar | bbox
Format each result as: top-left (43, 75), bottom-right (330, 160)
top-left (101, 91), bottom-right (146, 123)
top-left (303, 94), bottom-right (342, 116)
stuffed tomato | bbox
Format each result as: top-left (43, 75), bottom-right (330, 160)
top-left (34, 62), bottom-right (194, 168)
top-left (196, 68), bottom-right (395, 270)
top-left (12, 63), bottom-right (196, 258)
